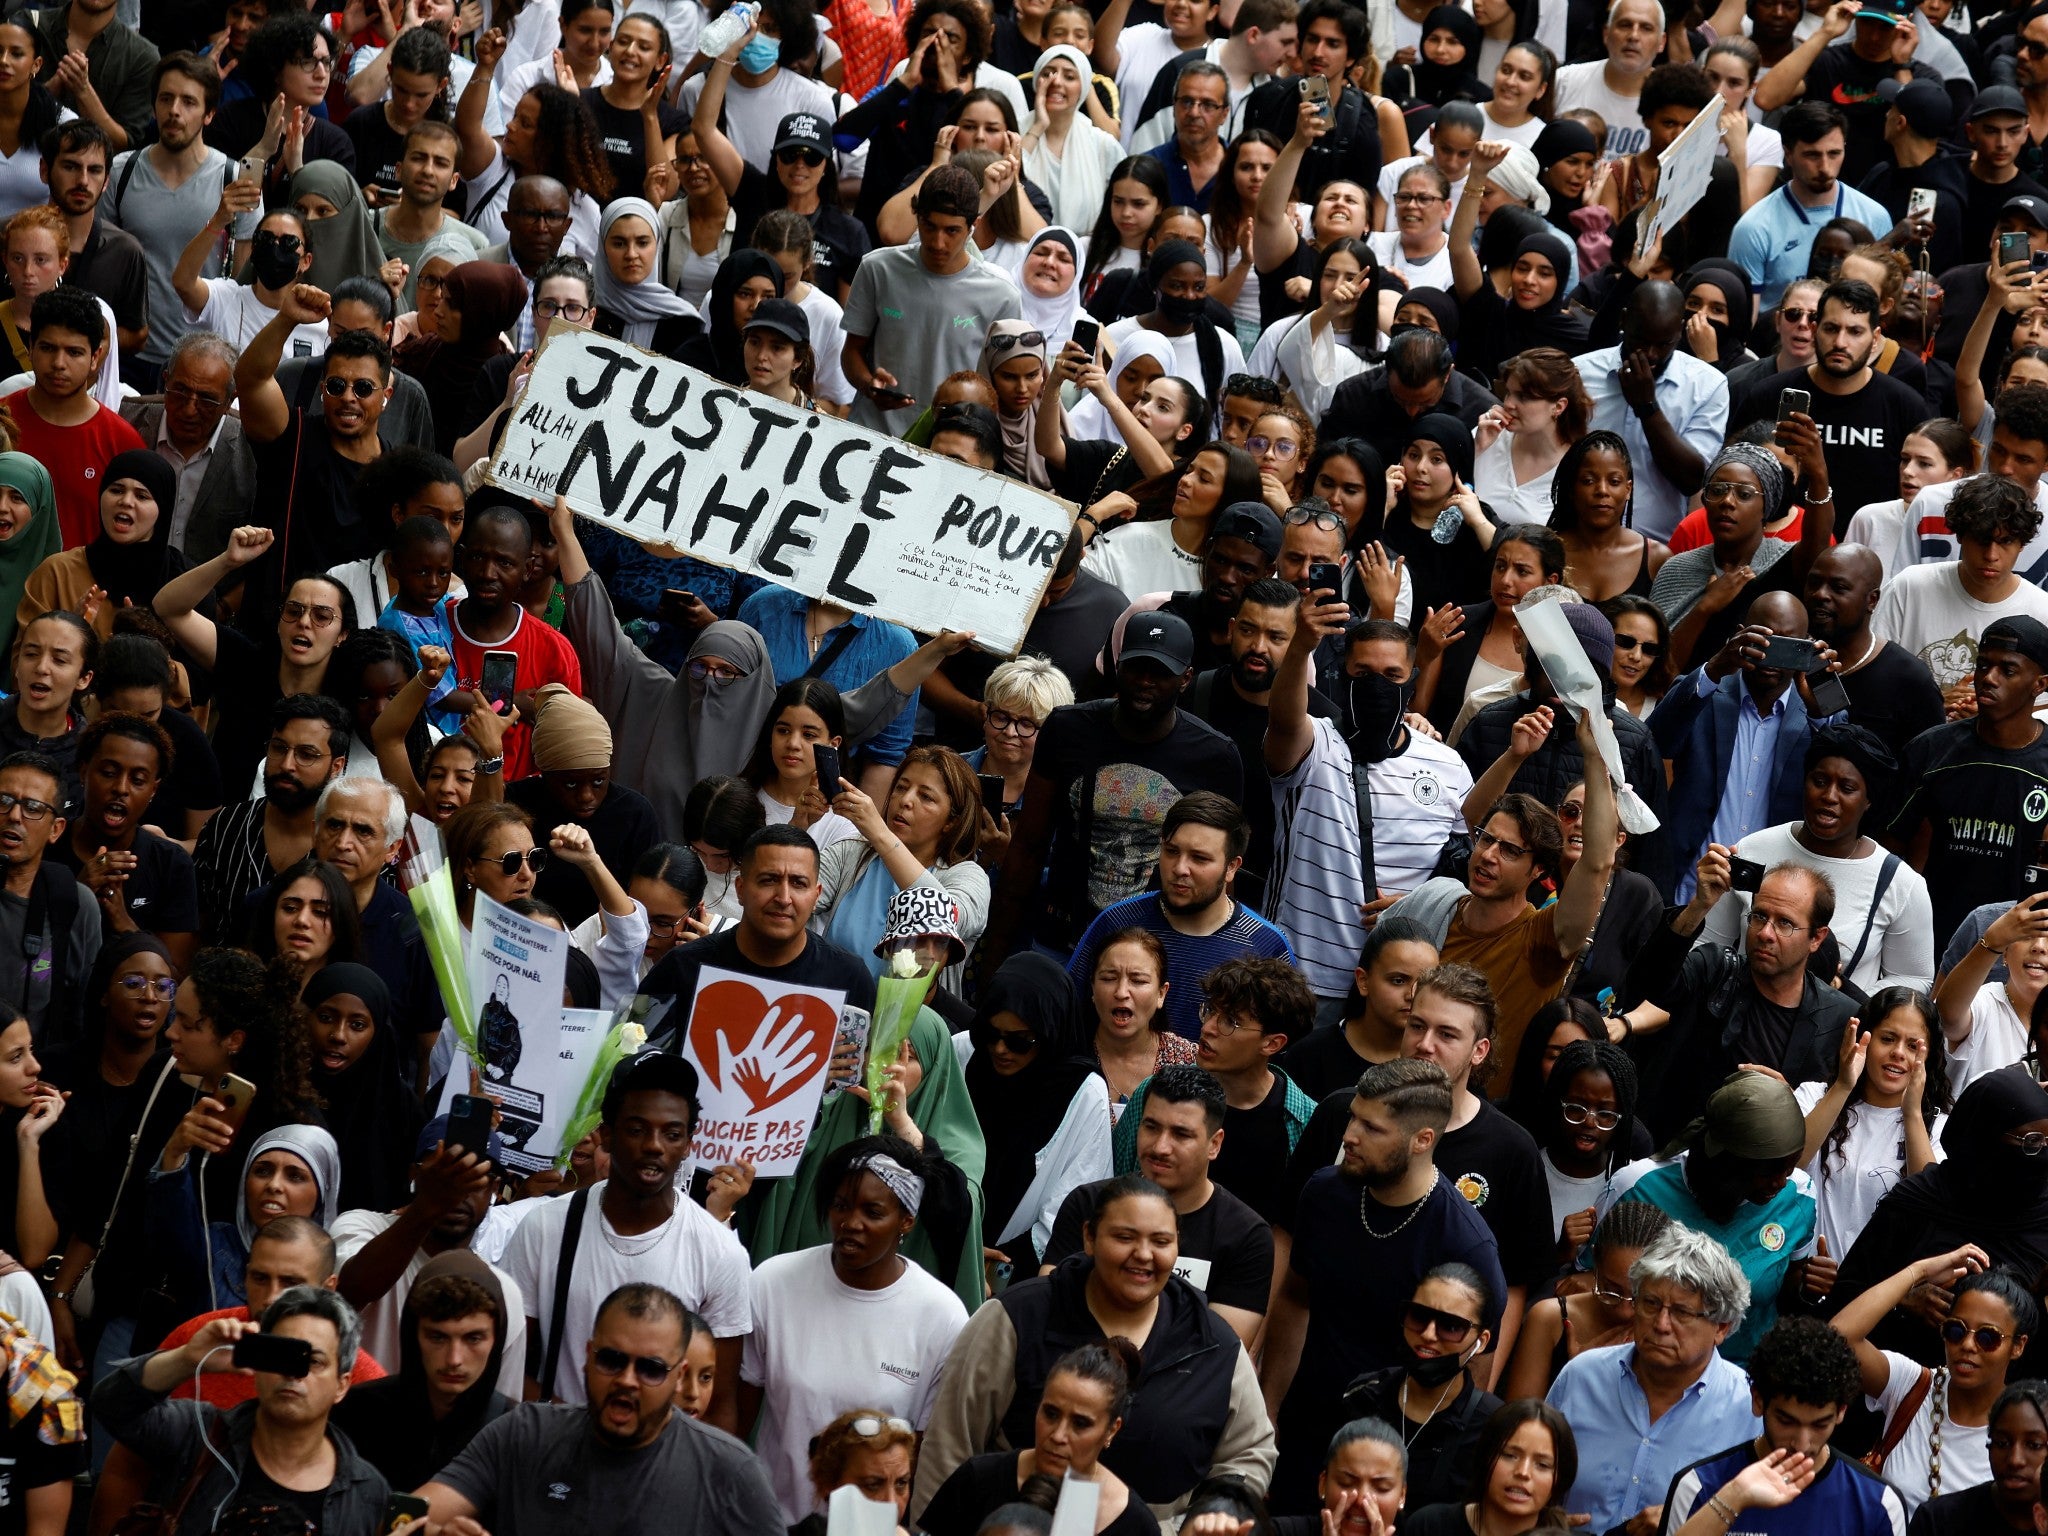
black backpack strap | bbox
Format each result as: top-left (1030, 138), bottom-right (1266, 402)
top-left (1187, 668), bottom-right (1217, 721)
top-left (537, 1185), bottom-right (590, 1401)
top-left (1842, 853), bottom-right (1902, 984)
top-left (1350, 751), bottom-right (1378, 904)
top-left (109, 147), bottom-right (142, 226)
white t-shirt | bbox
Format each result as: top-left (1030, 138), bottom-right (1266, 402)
top-left (1473, 431), bottom-right (1562, 525)
top-left (1844, 496), bottom-right (1910, 582)
top-left (498, 53), bottom-right (611, 131)
top-left (499, 1181), bottom-right (752, 1404)
top-left (1113, 22), bottom-right (1189, 147)
top-left (1951, 982), bottom-right (2032, 1093)
top-left (1543, 1151), bottom-right (1608, 1246)
top-left (679, 67), bottom-right (838, 174)
top-left (1552, 61), bottom-right (1647, 159)
top-left (1377, 153), bottom-right (1465, 233)
top-left (1865, 1354), bottom-right (1992, 1513)
top-left (1367, 729), bottom-right (1472, 896)
top-left (792, 284), bottom-right (853, 406)
top-left (1416, 106), bottom-right (1544, 153)
top-left (756, 788), bottom-right (861, 848)
top-left (329, 1209), bottom-right (530, 1400)
top-left (1872, 561), bottom-right (2048, 691)
top-left (1694, 823), bottom-right (1936, 994)
top-left (1102, 316), bottom-right (1248, 409)
top-left (1081, 519), bottom-right (1202, 596)
top-left (187, 280), bottom-right (331, 357)
top-left (1729, 121), bottom-right (1784, 172)
top-left (1791, 1083), bottom-right (1947, 1261)
top-left (743, 1245), bottom-right (968, 1524)
top-left (1367, 230), bottom-right (1454, 292)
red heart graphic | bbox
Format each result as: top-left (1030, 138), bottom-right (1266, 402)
top-left (687, 978), bottom-right (837, 1114)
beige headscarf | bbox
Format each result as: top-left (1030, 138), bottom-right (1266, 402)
top-left (528, 683), bottom-right (612, 772)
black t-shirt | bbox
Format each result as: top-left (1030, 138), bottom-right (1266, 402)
top-left (46, 829), bottom-right (200, 938)
top-left (1840, 639), bottom-right (1945, 769)
top-left (1389, 1502), bottom-right (1479, 1536)
top-left (228, 1459), bottom-right (327, 1536)
top-left (1040, 1176), bottom-right (1273, 1311)
top-left (640, 928), bottom-right (877, 1038)
top-left (341, 102), bottom-right (411, 197)
top-left (730, 167), bottom-right (872, 301)
top-left (252, 410), bottom-right (380, 581)
top-left (1729, 366), bottom-right (1930, 530)
top-left (147, 705), bottom-right (226, 837)
top-left (1572, 866), bottom-right (1664, 1005)
top-left (1906, 1483), bottom-right (2009, 1536)
top-left (1799, 46), bottom-right (1944, 182)
top-left (1433, 1097), bottom-right (1555, 1289)
top-left (1964, 168), bottom-right (2048, 267)
top-left (1859, 152), bottom-right (1970, 282)
top-left (68, 218), bottom-right (150, 335)
top-left (505, 777), bottom-right (663, 927)
top-left (0, 1403), bottom-right (83, 1536)
top-left (1029, 699), bottom-right (1243, 946)
top-left (1888, 718), bottom-right (2048, 953)
top-left (1275, 1023), bottom-right (1380, 1104)
top-left (205, 623), bottom-right (285, 800)
top-left (1052, 437), bottom-right (1144, 510)
top-left (1210, 1072), bottom-right (1295, 1225)
top-left (583, 88), bottom-right (689, 208)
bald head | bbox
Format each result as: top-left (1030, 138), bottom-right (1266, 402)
top-left (1624, 280), bottom-right (1687, 365)
top-left (1747, 590), bottom-right (1809, 637)
top-left (1804, 545), bottom-right (1882, 644)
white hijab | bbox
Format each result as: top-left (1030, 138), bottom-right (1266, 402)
top-left (1064, 328), bottom-right (1174, 442)
top-left (1017, 226), bottom-right (1082, 355)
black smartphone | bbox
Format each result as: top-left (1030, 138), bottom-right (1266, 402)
top-left (1759, 633), bottom-right (1819, 671)
top-left (2004, 230), bottom-right (2034, 269)
top-left (384, 1495), bottom-right (430, 1535)
top-left (1776, 387), bottom-right (1810, 420)
top-left (979, 773), bottom-right (1007, 815)
top-left (1808, 670), bottom-right (1850, 717)
top-left (480, 649), bottom-right (518, 716)
top-left (1070, 316), bottom-right (1101, 357)
top-left (1307, 560), bottom-right (1344, 597)
top-left (812, 744), bottom-right (842, 797)
top-left (872, 387), bottom-right (915, 411)
top-left (233, 1332), bottom-right (314, 1378)
top-left (446, 1093), bottom-right (494, 1160)
top-left (1728, 856), bottom-right (1766, 894)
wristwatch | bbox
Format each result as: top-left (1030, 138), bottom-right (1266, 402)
top-left (475, 755), bottom-right (505, 776)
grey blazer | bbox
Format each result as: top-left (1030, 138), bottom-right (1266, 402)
top-left (119, 399), bottom-right (258, 565)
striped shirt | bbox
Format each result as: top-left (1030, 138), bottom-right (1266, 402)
top-left (192, 798), bottom-right (273, 946)
top-left (1066, 893), bottom-right (1295, 1042)
top-left (1269, 717), bottom-right (1372, 998)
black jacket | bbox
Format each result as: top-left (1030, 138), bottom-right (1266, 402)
top-left (1622, 915), bottom-right (1857, 1141)
top-left (1455, 690), bottom-right (1673, 897)
top-left (1319, 367), bottom-right (1499, 471)
top-left (995, 1258), bottom-right (1246, 1506)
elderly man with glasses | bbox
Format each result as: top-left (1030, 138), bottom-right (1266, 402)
top-left (119, 328), bottom-right (256, 563)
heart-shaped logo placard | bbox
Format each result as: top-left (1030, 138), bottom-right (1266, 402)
top-left (687, 978), bottom-right (837, 1114)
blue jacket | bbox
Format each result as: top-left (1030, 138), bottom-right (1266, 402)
top-left (1648, 668), bottom-right (1817, 872)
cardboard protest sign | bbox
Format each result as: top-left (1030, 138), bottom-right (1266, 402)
top-left (1640, 100), bottom-right (1723, 253)
top-left (485, 325), bottom-right (1073, 654)
top-left (679, 965), bottom-right (846, 1177)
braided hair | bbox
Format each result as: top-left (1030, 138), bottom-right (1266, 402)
top-left (1546, 1038), bottom-right (1639, 1177)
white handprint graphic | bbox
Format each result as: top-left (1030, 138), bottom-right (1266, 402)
top-left (722, 1003), bottom-right (826, 1113)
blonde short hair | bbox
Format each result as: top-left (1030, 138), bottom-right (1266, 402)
top-left (984, 655), bottom-right (1074, 724)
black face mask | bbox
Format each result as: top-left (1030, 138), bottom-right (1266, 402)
top-left (252, 232), bottom-right (303, 290)
top-left (1158, 291), bottom-right (1207, 323)
top-left (1346, 671), bottom-right (1414, 762)
top-left (1401, 1339), bottom-right (1471, 1388)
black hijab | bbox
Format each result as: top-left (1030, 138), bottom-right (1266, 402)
top-left (332, 1249), bottom-right (515, 1487)
top-left (1887, 1069), bottom-right (2048, 1238)
top-left (676, 251), bottom-right (786, 384)
top-left (1500, 231), bottom-right (1590, 352)
top-left (306, 963), bottom-right (425, 1213)
top-left (965, 953), bottom-right (1096, 1254)
top-left (1406, 6), bottom-right (1492, 105)
top-left (1394, 285), bottom-right (1460, 343)
top-left (1681, 261), bottom-right (1756, 374)
top-left (86, 450), bottom-right (186, 612)
top-left (1533, 118), bottom-right (1597, 238)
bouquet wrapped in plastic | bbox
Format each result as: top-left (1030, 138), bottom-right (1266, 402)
top-left (397, 814), bottom-right (478, 1072)
top-left (866, 945), bottom-right (940, 1134)
top-left (555, 996), bottom-right (660, 1169)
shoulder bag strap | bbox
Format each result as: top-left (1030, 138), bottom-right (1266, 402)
top-left (163, 1412), bottom-right (228, 1535)
top-left (82, 1057), bottom-right (181, 1267)
top-left (1841, 853), bottom-right (1901, 984)
top-left (1865, 1366), bottom-right (1934, 1473)
top-left (800, 622), bottom-right (862, 680)
top-left (536, 1186), bottom-right (590, 1401)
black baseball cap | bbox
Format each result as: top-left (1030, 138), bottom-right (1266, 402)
top-left (773, 112), bottom-right (829, 156)
top-left (744, 296), bottom-right (811, 346)
top-left (1971, 84), bottom-right (2029, 122)
top-left (1983, 615), bottom-right (2048, 670)
top-left (2004, 194), bottom-right (2048, 231)
top-left (1211, 500), bottom-right (1284, 560)
top-left (602, 1049), bottom-right (701, 1123)
top-left (1877, 78), bottom-right (1953, 138)
top-left (1121, 611), bottom-right (1196, 673)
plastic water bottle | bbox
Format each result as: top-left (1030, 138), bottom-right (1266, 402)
top-left (698, 2), bottom-right (756, 59)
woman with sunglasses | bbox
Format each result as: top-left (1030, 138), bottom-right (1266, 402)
top-left (916, 1174), bottom-right (1271, 1523)
top-left (792, 1410), bottom-right (920, 1536)
top-left (1413, 524), bottom-right (1564, 737)
top-left (1831, 1244), bottom-right (2034, 1514)
top-left (962, 952), bottom-right (1111, 1278)
top-left (443, 801), bottom-right (545, 928)
top-left (1502, 1200), bottom-right (1670, 1400)
top-left (921, 1337), bottom-right (1156, 1535)
top-left (743, 1135), bottom-right (970, 1526)
top-left (1699, 726), bottom-right (1935, 997)
top-left (1597, 594), bottom-right (1673, 719)
top-left (1547, 433), bottom-right (1667, 605)
top-left (1334, 1264), bottom-right (1499, 1511)
top-left (981, 320), bottom-right (1054, 487)
top-left (1400, 1399), bottom-right (1579, 1536)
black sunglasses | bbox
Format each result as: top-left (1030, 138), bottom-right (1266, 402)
top-left (1942, 1319), bottom-right (2015, 1351)
top-left (476, 847), bottom-right (549, 876)
top-left (590, 1345), bottom-right (676, 1385)
top-left (1404, 1302), bottom-right (1476, 1344)
top-left (323, 376), bottom-right (379, 399)
top-left (776, 146), bottom-right (826, 166)
top-left (1612, 633), bottom-right (1663, 658)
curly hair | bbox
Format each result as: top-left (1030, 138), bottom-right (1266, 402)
top-left (240, 12), bottom-right (337, 98)
top-left (185, 948), bottom-right (317, 1119)
top-left (903, 0), bottom-right (991, 71)
top-left (1945, 467), bottom-right (2044, 547)
top-left (1201, 956), bottom-right (1316, 1043)
top-left (806, 1409), bottom-right (918, 1505)
top-left (1477, 791), bottom-right (1565, 882)
top-left (515, 84), bottom-right (616, 203)
top-left (75, 710), bottom-right (174, 780)
top-left (1746, 1315), bottom-right (1862, 1410)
